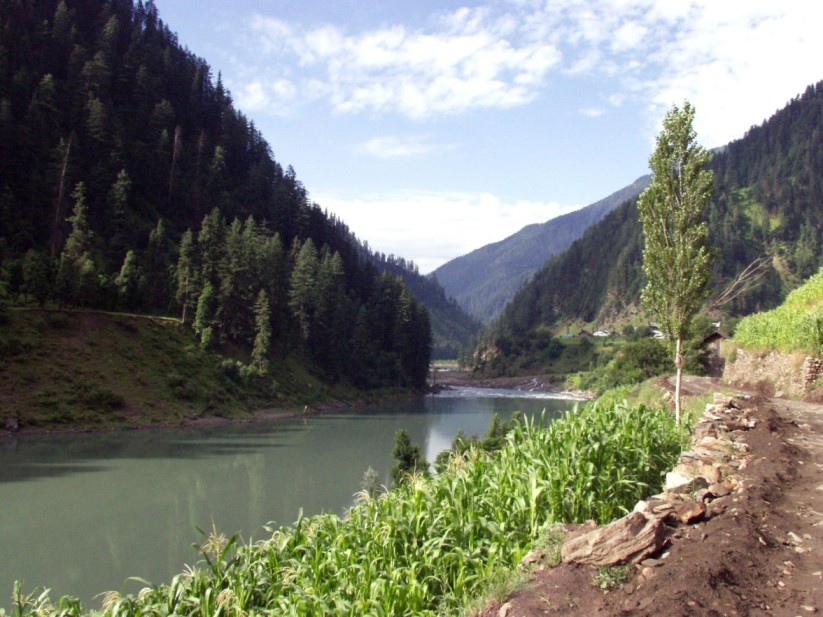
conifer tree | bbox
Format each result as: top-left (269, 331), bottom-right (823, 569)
top-left (57, 182), bottom-right (96, 306)
top-left (175, 228), bottom-right (196, 324)
top-left (638, 101), bottom-right (714, 424)
top-left (252, 289), bottom-right (271, 373)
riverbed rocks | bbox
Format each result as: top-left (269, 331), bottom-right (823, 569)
top-left (560, 393), bottom-right (757, 567)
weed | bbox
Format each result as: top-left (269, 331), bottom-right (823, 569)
top-left (592, 565), bottom-right (631, 592)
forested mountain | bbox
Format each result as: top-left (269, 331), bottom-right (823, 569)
top-left (373, 253), bottom-right (480, 359)
top-left (432, 176), bottom-right (650, 323)
top-left (0, 0), bottom-right (431, 388)
top-left (490, 80), bottom-right (823, 342)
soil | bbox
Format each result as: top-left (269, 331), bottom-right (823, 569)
top-left (477, 376), bottom-right (823, 617)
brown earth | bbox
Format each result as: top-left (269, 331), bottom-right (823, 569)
top-left (477, 376), bottom-right (823, 617)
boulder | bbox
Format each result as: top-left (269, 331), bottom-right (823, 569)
top-left (561, 511), bottom-right (667, 566)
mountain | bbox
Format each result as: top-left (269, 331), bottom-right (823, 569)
top-left (490, 80), bottom-right (823, 342)
top-left (0, 0), bottom-right (432, 390)
top-left (432, 176), bottom-right (651, 323)
top-left (373, 254), bottom-right (480, 359)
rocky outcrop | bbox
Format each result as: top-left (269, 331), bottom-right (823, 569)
top-left (560, 393), bottom-right (755, 567)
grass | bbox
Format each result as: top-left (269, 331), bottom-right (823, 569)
top-left (0, 309), bottom-right (355, 431)
top-left (7, 391), bottom-right (687, 616)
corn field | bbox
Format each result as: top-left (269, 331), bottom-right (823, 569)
top-left (5, 395), bottom-right (686, 617)
top-left (735, 267), bottom-right (823, 355)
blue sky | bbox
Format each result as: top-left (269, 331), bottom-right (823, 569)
top-left (153, 0), bottom-right (822, 273)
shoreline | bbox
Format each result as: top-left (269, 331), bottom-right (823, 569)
top-left (0, 376), bottom-right (590, 440)
top-left (0, 390), bottom-right (417, 440)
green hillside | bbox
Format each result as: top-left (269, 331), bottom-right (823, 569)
top-left (735, 267), bottom-right (823, 355)
top-left (0, 308), bottom-right (365, 431)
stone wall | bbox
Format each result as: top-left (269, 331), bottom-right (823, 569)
top-left (723, 345), bottom-right (822, 397)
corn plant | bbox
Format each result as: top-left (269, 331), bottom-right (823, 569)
top-left (9, 393), bottom-right (686, 617)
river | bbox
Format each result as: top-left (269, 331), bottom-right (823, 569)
top-left (0, 388), bottom-right (579, 609)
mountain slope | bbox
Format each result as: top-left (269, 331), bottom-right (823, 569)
top-left (432, 176), bottom-right (650, 322)
top-left (492, 81), bottom-right (823, 340)
top-left (0, 0), bottom-right (432, 391)
top-left (374, 255), bottom-right (480, 358)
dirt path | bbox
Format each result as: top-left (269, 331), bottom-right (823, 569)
top-left (478, 386), bottom-right (823, 616)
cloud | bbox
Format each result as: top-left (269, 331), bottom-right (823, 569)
top-left (579, 107), bottom-right (604, 117)
top-left (314, 190), bottom-right (581, 273)
top-left (355, 135), bottom-right (458, 158)
top-left (246, 9), bottom-right (561, 118)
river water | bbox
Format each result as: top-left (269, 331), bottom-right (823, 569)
top-left (0, 388), bottom-right (579, 608)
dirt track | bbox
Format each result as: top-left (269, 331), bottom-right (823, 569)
top-left (479, 379), bottom-right (823, 616)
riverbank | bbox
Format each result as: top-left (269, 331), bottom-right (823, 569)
top-left (0, 308), bottom-right (418, 438)
top-left (431, 367), bottom-right (595, 399)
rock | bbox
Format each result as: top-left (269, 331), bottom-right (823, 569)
top-left (666, 472), bottom-right (710, 494)
top-left (3, 415), bottom-right (18, 432)
top-left (520, 549), bottom-right (545, 567)
top-left (561, 511), bottom-right (667, 566)
top-left (707, 482), bottom-right (731, 498)
top-left (671, 500), bottom-right (706, 525)
top-left (497, 601), bottom-right (513, 617)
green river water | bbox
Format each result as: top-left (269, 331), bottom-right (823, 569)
top-left (0, 388), bottom-right (577, 609)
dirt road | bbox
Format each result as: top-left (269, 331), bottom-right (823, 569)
top-left (479, 383), bottom-right (823, 616)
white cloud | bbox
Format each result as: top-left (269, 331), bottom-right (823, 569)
top-left (355, 135), bottom-right (458, 158)
top-left (245, 8), bottom-right (561, 118)
top-left (314, 190), bottom-right (581, 273)
top-left (579, 106), bottom-right (604, 117)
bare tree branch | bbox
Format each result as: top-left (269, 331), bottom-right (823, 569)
top-left (708, 255), bottom-right (772, 310)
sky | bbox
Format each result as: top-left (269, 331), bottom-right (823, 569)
top-left (152, 0), bottom-right (823, 273)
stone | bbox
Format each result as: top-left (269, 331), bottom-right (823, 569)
top-left (3, 415), bottom-right (18, 432)
top-left (497, 602), bottom-right (513, 617)
top-left (672, 500), bottom-right (706, 525)
top-left (707, 482), bottom-right (731, 498)
top-left (561, 511), bottom-right (667, 566)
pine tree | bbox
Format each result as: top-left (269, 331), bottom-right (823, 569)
top-left (252, 289), bottom-right (271, 373)
top-left (175, 228), bottom-right (197, 324)
top-left (637, 101), bottom-right (714, 424)
top-left (57, 182), bottom-right (96, 306)
top-left (390, 429), bottom-right (429, 486)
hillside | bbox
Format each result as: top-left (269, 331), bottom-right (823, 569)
top-left (0, 308), bottom-right (355, 432)
top-left (432, 176), bottom-right (650, 322)
top-left (374, 254), bottom-right (480, 358)
top-left (490, 81), bottom-right (823, 341)
top-left (0, 0), bottom-right (435, 394)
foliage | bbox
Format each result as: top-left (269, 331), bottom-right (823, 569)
top-left (10, 394), bottom-right (686, 616)
top-left (638, 100), bottom-right (714, 421)
top-left (488, 81), bottom-right (823, 344)
top-left (0, 0), bottom-right (433, 390)
top-left (390, 429), bottom-right (430, 486)
top-left (734, 266), bottom-right (823, 355)
top-left (592, 565), bottom-right (631, 592)
top-left (638, 101), bottom-right (714, 346)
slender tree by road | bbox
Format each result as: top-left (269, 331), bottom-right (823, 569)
top-left (638, 101), bottom-right (714, 424)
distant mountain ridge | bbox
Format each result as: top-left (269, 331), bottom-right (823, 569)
top-left (490, 80), bottom-right (823, 341)
top-left (432, 175), bottom-right (651, 323)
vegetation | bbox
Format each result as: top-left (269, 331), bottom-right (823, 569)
top-left (734, 266), bottom-right (823, 355)
top-left (0, 0), bottom-right (443, 396)
top-left (482, 80), bottom-right (823, 352)
top-left (6, 392), bottom-right (687, 616)
top-left (432, 176), bottom-right (651, 323)
top-left (0, 308), bottom-right (363, 430)
top-left (638, 101), bottom-right (714, 423)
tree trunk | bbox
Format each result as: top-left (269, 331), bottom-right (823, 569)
top-left (674, 336), bottom-right (683, 425)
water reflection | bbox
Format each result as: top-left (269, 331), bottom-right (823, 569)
top-left (0, 389), bottom-right (575, 608)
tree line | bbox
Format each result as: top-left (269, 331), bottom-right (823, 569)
top-left (0, 0), bottom-right (432, 388)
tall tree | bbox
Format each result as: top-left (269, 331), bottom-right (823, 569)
top-left (252, 289), bottom-right (271, 373)
top-left (637, 101), bottom-right (714, 424)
